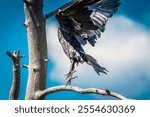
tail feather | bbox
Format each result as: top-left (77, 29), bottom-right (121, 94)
top-left (81, 52), bottom-right (108, 75)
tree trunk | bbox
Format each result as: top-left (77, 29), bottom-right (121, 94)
top-left (24, 0), bottom-right (48, 100)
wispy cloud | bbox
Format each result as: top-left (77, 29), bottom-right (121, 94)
top-left (46, 16), bottom-right (150, 99)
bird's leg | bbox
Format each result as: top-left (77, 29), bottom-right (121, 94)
top-left (65, 60), bottom-right (76, 86)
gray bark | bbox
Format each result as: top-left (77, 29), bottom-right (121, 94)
top-left (24, 0), bottom-right (48, 100)
top-left (36, 85), bottom-right (128, 100)
top-left (7, 50), bottom-right (21, 100)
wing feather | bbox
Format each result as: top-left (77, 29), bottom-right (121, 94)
top-left (56, 0), bottom-right (121, 46)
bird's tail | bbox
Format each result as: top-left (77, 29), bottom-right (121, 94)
top-left (80, 52), bottom-right (108, 75)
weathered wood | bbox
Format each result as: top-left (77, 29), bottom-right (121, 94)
top-left (24, 0), bottom-right (48, 100)
top-left (7, 50), bottom-right (21, 100)
top-left (36, 85), bottom-right (128, 100)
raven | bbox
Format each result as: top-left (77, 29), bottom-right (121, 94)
top-left (52, 0), bottom-right (121, 85)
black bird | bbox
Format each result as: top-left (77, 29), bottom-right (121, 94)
top-left (51, 0), bottom-right (121, 85)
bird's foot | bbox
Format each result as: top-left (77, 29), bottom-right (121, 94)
top-left (65, 70), bottom-right (77, 86)
top-left (65, 70), bottom-right (76, 77)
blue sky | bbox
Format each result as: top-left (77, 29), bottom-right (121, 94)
top-left (0, 0), bottom-right (150, 100)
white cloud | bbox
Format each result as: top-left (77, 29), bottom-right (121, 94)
top-left (46, 16), bottom-right (150, 99)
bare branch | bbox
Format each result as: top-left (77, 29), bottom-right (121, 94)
top-left (36, 85), bottom-right (128, 100)
top-left (6, 51), bottom-right (14, 59)
top-left (22, 64), bottom-right (28, 69)
top-left (6, 50), bottom-right (21, 100)
top-left (20, 55), bottom-right (26, 58)
top-left (45, 0), bottom-right (76, 19)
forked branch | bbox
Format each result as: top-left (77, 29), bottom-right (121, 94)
top-left (36, 85), bottom-right (128, 100)
top-left (6, 50), bottom-right (21, 100)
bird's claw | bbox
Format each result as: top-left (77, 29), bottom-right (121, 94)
top-left (65, 70), bottom-right (77, 86)
top-left (65, 70), bottom-right (76, 77)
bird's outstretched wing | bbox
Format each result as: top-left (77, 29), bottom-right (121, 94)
top-left (55, 0), bottom-right (121, 46)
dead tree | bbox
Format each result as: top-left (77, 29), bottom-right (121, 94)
top-left (7, 0), bottom-right (128, 100)
top-left (7, 50), bottom-right (21, 100)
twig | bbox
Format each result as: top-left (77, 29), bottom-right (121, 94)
top-left (20, 55), bottom-right (26, 58)
top-left (36, 85), bottom-right (128, 100)
top-left (22, 64), bottom-right (28, 69)
top-left (6, 50), bottom-right (21, 100)
top-left (45, 0), bottom-right (76, 19)
top-left (6, 51), bottom-right (14, 58)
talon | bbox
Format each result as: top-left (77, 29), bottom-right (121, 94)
top-left (65, 70), bottom-right (76, 77)
top-left (72, 76), bottom-right (78, 79)
top-left (65, 70), bottom-right (75, 85)
top-left (65, 60), bottom-right (76, 85)
top-left (73, 70), bottom-right (77, 73)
